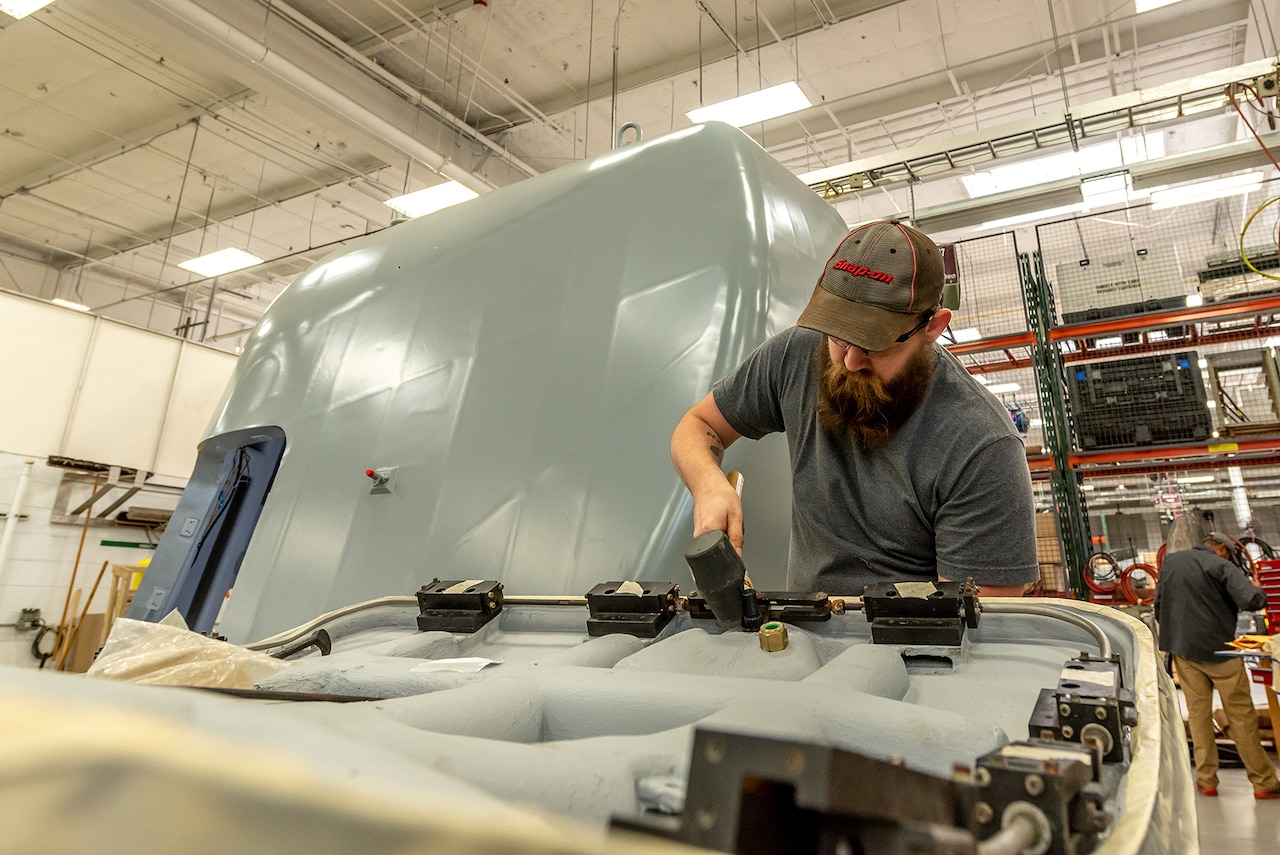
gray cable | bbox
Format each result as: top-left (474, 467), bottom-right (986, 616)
top-left (243, 596), bottom-right (417, 651)
top-left (981, 601), bottom-right (1112, 660)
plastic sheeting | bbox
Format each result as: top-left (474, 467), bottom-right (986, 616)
top-left (1163, 511), bottom-right (1200, 555)
top-left (86, 617), bottom-right (290, 688)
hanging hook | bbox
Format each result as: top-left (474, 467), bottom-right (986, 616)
top-left (615, 122), bottom-right (642, 149)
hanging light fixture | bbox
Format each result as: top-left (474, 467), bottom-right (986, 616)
top-left (0, 0), bottom-right (56, 18)
top-left (686, 81), bottom-right (811, 127)
top-left (385, 182), bottom-right (478, 218)
top-left (1148, 172), bottom-right (1263, 209)
top-left (179, 247), bottom-right (264, 277)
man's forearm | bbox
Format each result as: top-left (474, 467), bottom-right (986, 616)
top-left (670, 411), bottom-right (730, 496)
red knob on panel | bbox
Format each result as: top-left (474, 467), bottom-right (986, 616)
top-left (365, 469), bottom-right (377, 479)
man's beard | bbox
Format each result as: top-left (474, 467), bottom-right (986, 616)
top-left (815, 341), bottom-right (937, 450)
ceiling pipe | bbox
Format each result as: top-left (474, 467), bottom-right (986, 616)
top-left (144, 0), bottom-right (499, 196)
top-left (263, 0), bottom-right (540, 180)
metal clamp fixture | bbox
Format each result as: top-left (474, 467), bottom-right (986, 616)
top-left (584, 581), bottom-right (678, 638)
top-left (862, 579), bottom-right (980, 646)
top-left (415, 579), bottom-right (504, 633)
top-left (1028, 653), bottom-right (1137, 764)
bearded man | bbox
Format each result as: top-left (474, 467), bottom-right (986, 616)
top-left (670, 221), bottom-right (1038, 596)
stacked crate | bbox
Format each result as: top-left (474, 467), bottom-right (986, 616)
top-left (1068, 351), bottom-right (1213, 450)
top-left (1035, 512), bottom-right (1066, 593)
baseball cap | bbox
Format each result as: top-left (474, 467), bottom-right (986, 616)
top-left (797, 221), bottom-right (944, 352)
top-left (1206, 532), bottom-right (1233, 547)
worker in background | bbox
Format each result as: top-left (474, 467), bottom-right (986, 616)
top-left (670, 221), bottom-right (1038, 597)
top-left (1153, 533), bottom-right (1279, 799)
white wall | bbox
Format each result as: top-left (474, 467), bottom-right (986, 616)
top-left (0, 292), bottom-right (239, 668)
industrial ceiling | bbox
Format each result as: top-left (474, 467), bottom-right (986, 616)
top-left (0, 0), bottom-right (1274, 351)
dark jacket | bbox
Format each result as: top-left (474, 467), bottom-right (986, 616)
top-left (1153, 545), bottom-right (1267, 661)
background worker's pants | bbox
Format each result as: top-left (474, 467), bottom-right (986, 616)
top-left (1174, 655), bottom-right (1280, 791)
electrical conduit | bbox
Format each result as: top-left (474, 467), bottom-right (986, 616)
top-left (0, 460), bottom-right (34, 589)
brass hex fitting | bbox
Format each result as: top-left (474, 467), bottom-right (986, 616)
top-left (758, 621), bottom-right (789, 652)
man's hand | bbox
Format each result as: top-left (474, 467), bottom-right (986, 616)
top-left (671, 392), bottom-right (745, 554)
top-left (693, 479), bottom-right (745, 556)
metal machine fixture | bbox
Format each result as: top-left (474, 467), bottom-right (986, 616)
top-left (1028, 654), bottom-right (1137, 765)
top-left (414, 579), bottom-right (504, 632)
top-left (619, 728), bottom-right (1110, 855)
top-left (584, 581), bottom-right (678, 638)
top-left (861, 579), bottom-right (981, 646)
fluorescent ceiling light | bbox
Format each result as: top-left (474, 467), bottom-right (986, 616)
top-left (51, 298), bottom-right (89, 312)
top-left (986, 382), bottom-right (1021, 394)
top-left (1135, 0), bottom-right (1185, 12)
top-left (979, 203), bottom-right (1086, 230)
top-left (179, 247), bottom-right (263, 277)
top-left (686, 82), bottom-right (811, 127)
top-left (963, 135), bottom-right (1164, 200)
top-left (385, 181), bottom-right (478, 218)
top-left (951, 327), bottom-right (982, 343)
top-left (1176, 474), bottom-right (1215, 484)
top-left (0, 0), bottom-right (55, 18)
top-left (1149, 172), bottom-right (1263, 209)
top-left (1080, 484), bottom-right (1095, 491)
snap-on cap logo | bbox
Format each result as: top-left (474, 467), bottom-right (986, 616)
top-left (832, 258), bottom-right (893, 284)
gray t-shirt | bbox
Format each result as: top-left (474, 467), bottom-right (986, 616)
top-left (712, 326), bottom-right (1039, 593)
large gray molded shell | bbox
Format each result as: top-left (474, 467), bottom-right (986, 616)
top-left (209, 123), bottom-right (848, 642)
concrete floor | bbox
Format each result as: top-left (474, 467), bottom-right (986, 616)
top-left (1195, 767), bottom-right (1280, 853)
top-left (1175, 680), bottom-right (1280, 853)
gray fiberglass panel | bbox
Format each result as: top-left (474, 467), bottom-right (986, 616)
top-left (209, 600), bottom-right (1197, 852)
top-left (204, 123), bottom-right (848, 643)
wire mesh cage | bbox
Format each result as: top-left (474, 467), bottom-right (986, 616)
top-left (941, 231), bottom-right (1044, 457)
top-left (943, 230), bottom-right (1030, 341)
top-left (1026, 174), bottom-right (1280, 598)
top-left (940, 229), bottom-right (1063, 590)
top-left (1034, 176), bottom-right (1280, 456)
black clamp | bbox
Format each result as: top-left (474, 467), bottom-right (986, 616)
top-left (415, 579), bottom-right (504, 633)
top-left (1028, 653), bottom-right (1137, 764)
top-left (862, 579), bottom-right (979, 646)
top-left (585, 581), bottom-right (678, 638)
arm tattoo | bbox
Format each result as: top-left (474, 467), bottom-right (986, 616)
top-left (706, 431), bottom-right (724, 462)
